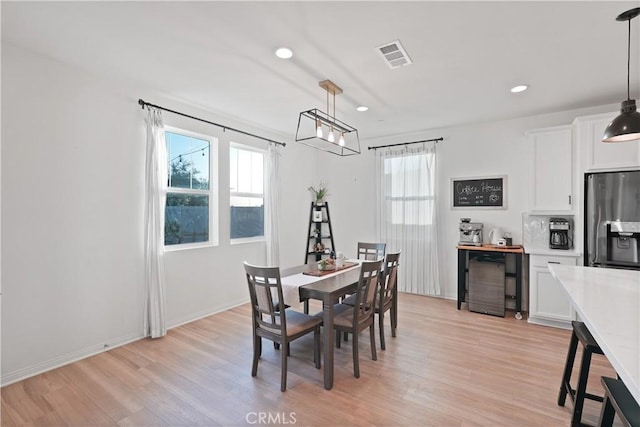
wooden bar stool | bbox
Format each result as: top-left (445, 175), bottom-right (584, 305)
top-left (558, 321), bottom-right (605, 427)
top-left (598, 377), bottom-right (639, 427)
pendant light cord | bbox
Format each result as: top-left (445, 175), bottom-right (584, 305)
top-left (627, 18), bottom-right (631, 100)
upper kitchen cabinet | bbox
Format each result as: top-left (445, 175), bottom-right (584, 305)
top-left (574, 112), bottom-right (640, 172)
top-left (526, 125), bottom-right (574, 213)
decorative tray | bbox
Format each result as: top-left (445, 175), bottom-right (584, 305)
top-left (303, 262), bottom-right (358, 277)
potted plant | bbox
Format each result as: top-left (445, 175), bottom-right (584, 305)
top-left (308, 181), bottom-right (328, 205)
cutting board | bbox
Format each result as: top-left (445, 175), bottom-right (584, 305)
top-left (303, 262), bottom-right (358, 277)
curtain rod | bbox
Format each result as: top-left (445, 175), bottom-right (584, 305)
top-left (367, 137), bottom-right (443, 150)
top-left (138, 99), bottom-right (286, 147)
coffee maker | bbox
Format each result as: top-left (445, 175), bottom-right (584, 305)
top-left (459, 218), bottom-right (483, 246)
top-left (549, 217), bottom-right (571, 250)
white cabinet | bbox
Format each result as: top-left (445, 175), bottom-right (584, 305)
top-left (574, 112), bottom-right (640, 171)
top-left (528, 254), bottom-right (577, 329)
top-left (526, 125), bottom-right (573, 213)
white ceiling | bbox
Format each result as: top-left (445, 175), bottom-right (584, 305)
top-left (2, 1), bottom-right (639, 142)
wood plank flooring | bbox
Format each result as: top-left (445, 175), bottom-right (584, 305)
top-left (1, 294), bottom-right (619, 426)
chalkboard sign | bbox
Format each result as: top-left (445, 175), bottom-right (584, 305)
top-left (451, 175), bottom-right (507, 209)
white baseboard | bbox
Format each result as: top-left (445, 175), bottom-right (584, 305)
top-left (166, 298), bottom-right (249, 329)
top-left (1, 331), bottom-right (143, 387)
top-left (528, 316), bottom-right (572, 330)
top-left (1, 299), bottom-right (251, 387)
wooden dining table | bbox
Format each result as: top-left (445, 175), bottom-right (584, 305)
top-left (281, 263), bottom-right (362, 390)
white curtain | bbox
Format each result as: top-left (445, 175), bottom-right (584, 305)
top-left (375, 143), bottom-right (440, 295)
top-left (143, 108), bottom-right (167, 338)
top-left (265, 144), bottom-right (281, 266)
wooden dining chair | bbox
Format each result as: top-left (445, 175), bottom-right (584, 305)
top-left (357, 242), bottom-right (386, 260)
top-left (332, 259), bottom-right (383, 378)
top-left (341, 241), bottom-right (386, 309)
top-left (243, 262), bottom-right (322, 392)
top-left (376, 251), bottom-right (400, 350)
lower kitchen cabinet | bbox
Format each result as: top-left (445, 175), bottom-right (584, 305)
top-left (528, 254), bottom-right (577, 329)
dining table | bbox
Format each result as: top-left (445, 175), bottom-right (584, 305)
top-left (280, 262), bottom-right (362, 390)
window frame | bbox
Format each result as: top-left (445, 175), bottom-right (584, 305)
top-left (164, 125), bottom-right (219, 251)
top-left (229, 142), bottom-right (266, 244)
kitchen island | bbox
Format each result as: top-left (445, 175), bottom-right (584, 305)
top-left (548, 264), bottom-right (640, 404)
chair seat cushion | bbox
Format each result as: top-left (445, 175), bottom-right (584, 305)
top-left (332, 304), bottom-right (355, 328)
top-left (342, 294), bottom-right (356, 306)
top-left (284, 310), bottom-right (323, 336)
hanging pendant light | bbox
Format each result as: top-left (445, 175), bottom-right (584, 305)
top-left (603, 7), bottom-right (640, 143)
top-left (295, 79), bottom-right (361, 156)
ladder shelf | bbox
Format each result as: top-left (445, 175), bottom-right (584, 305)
top-left (304, 202), bottom-right (336, 264)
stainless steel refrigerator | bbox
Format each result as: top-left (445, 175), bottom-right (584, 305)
top-left (585, 170), bottom-right (640, 270)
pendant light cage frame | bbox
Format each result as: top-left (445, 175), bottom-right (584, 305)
top-left (296, 79), bottom-right (361, 156)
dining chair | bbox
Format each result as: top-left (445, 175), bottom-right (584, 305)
top-left (343, 251), bottom-right (401, 349)
top-left (357, 242), bottom-right (386, 260)
top-left (332, 259), bottom-right (383, 378)
top-left (243, 262), bottom-right (322, 392)
top-left (341, 241), bottom-right (386, 309)
top-left (376, 251), bottom-right (400, 350)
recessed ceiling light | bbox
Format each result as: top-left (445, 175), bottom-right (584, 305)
top-left (275, 47), bottom-right (293, 59)
top-left (356, 105), bottom-right (369, 112)
top-left (510, 84), bottom-right (529, 93)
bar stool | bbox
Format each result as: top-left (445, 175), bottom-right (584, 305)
top-left (598, 377), bottom-right (639, 427)
top-left (558, 321), bottom-right (605, 427)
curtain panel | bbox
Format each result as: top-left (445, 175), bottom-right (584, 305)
top-left (144, 108), bottom-right (168, 338)
top-left (265, 144), bottom-right (281, 266)
top-left (375, 143), bottom-right (441, 296)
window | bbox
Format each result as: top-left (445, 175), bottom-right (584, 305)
top-left (230, 144), bottom-right (264, 240)
top-left (384, 151), bottom-right (435, 225)
top-left (165, 129), bottom-right (217, 247)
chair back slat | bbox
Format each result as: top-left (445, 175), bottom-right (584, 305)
top-left (352, 259), bottom-right (383, 325)
top-left (244, 263), bottom-right (286, 335)
top-left (380, 252), bottom-right (400, 307)
top-left (357, 242), bottom-right (386, 261)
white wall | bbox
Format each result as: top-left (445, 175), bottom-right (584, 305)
top-left (0, 44), bottom-right (317, 384)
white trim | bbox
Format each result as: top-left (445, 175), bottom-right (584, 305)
top-left (230, 236), bottom-right (266, 245)
top-left (165, 298), bottom-right (249, 330)
top-left (0, 331), bottom-right (142, 387)
top-left (164, 125), bottom-right (219, 248)
top-left (1, 297), bottom-right (251, 387)
top-left (230, 143), bottom-right (266, 242)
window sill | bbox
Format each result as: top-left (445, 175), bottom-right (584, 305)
top-left (230, 236), bottom-right (265, 245)
top-left (164, 241), bottom-right (218, 252)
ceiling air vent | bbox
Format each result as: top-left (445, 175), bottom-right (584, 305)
top-left (376, 40), bottom-right (413, 69)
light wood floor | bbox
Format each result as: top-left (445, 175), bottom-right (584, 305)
top-left (2, 294), bottom-right (619, 426)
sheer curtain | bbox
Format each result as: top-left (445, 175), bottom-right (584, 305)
top-left (265, 144), bottom-right (281, 266)
top-left (375, 143), bottom-right (440, 296)
top-left (143, 108), bottom-right (167, 338)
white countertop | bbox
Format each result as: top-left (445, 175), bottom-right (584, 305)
top-left (548, 265), bottom-right (640, 403)
top-left (524, 246), bottom-right (581, 257)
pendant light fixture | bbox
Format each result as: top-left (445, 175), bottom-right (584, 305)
top-left (603, 7), bottom-right (640, 143)
top-left (295, 80), bottom-right (361, 156)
